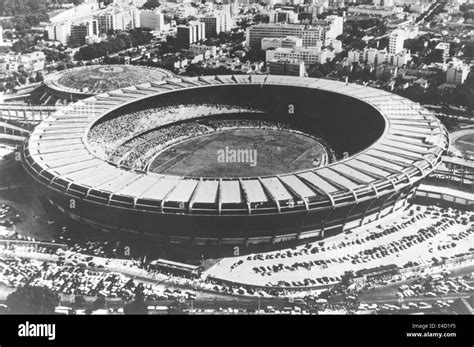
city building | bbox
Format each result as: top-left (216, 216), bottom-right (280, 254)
top-left (389, 29), bottom-right (406, 54)
top-left (435, 42), bottom-right (450, 63)
top-left (246, 16), bottom-right (343, 49)
top-left (200, 9), bottom-right (233, 37)
top-left (314, 15), bottom-right (343, 39)
top-left (302, 26), bottom-right (326, 47)
top-left (446, 60), bottom-right (470, 85)
top-left (268, 59), bottom-right (307, 76)
top-left (0, 54), bottom-right (18, 75)
top-left (389, 27), bottom-right (418, 54)
top-left (93, 5), bottom-right (141, 35)
top-left (177, 21), bottom-right (206, 48)
top-left (200, 15), bottom-right (222, 38)
top-left (261, 36), bottom-right (303, 50)
top-left (18, 52), bottom-right (46, 73)
top-left (347, 5), bottom-right (403, 17)
top-left (46, 3), bottom-right (140, 44)
top-left (348, 47), bottom-right (411, 67)
top-left (46, 21), bottom-right (71, 44)
top-left (373, 0), bottom-right (393, 6)
top-left (266, 46), bottom-right (335, 66)
top-left (70, 21), bottom-right (97, 46)
top-left (246, 24), bottom-right (305, 49)
top-left (189, 44), bottom-right (218, 59)
top-left (269, 9), bottom-right (299, 24)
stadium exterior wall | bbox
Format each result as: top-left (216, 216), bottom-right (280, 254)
top-left (21, 75), bottom-right (449, 254)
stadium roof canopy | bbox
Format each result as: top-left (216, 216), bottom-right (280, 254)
top-left (23, 75), bottom-right (449, 215)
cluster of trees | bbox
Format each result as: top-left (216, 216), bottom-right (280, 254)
top-left (399, 83), bottom-right (474, 109)
top-left (6, 285), bottom-right (60, 314)
top-left (460, 4), bottom-right (474, 20)
top-left (307, 59), bottom-right (340, 79)
top-left (345, 18), bottom-right (387, 36)
top-left (186, 64), bottom-right (245, 77)
top-left (2, 13), bottom-right (49, 33)
top-left (0, 0), bottom-right (47, 17)
top-left (0, 70), bottom-right (44, 92)
top-left (74, 30), bottom-right (153, 61)
top-left (142, 0), bottom-right (161, 10)
top-left (10, 34), bottom-right (41, 54)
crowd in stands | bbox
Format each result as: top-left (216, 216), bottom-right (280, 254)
top-left (119, 123), bottom-right (214, 171)
top-left (87, 103), bottom-right (263, 159)
top-left (107, 118), bottom-right (336, 171)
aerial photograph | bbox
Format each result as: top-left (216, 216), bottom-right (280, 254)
top-left (0, 0), bottom-right (472, 332)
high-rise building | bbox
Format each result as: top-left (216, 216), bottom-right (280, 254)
top-left (199, 8), bottom-right (232, 37)
top-left (312, 15), bottom-right (343, 39)
top-left (70, 22), bottom-right (96, 46)
top-left (177, 21), bottom-right (205, 47)
top-left (389, 29), bottom-right (406, 54)
top-left (200, 15), bottom-right (222, 37)
top-left (93, 5), bottom-right (140, 35)
top-left (246, 24), bottom-right (305, 49)
top-left (46, 21), bottom-right (71, 44)
top-left (246, 16), bottom-right (343, 49)
top-left (302, 26), bottom-right (326, 46)
top-left (435, 42), bottom-right (450, 63)
top-left (446, 60), bottom-right (470, 85)
top-left (216, 8), bottom-right (233, 32)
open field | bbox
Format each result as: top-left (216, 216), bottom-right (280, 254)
top-left (149, 129), bottom-right (328, 178)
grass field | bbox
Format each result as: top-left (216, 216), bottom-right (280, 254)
top-left (149, 129), bottom-right (328, 178)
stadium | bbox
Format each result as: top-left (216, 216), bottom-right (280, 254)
top-left (29, 64), bottom-right (176, 106)
top-left (21, 75), bottom-right (449, 255)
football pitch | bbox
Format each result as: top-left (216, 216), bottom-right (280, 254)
top-left (149, 129), bottom-right (328, 178)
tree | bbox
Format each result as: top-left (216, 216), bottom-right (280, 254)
top-left (19, 76), bottom-right (27, 84)
top-left (92, 297), bottom-right (106, 311)
top-left (142, 0), bottom-right (160, 9)
top-left (6, 285), bottom-right (60, 314)
top-left (74, 295), bottom-right (86, 309)
top-left (123, 298), bottom-right (147, 314)
top-left (168, 300), bottom-right (188, 314)
top-left (56, 62), bottom-right (67, 71)
top-left (5, 81), bottom-right (15, 90)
